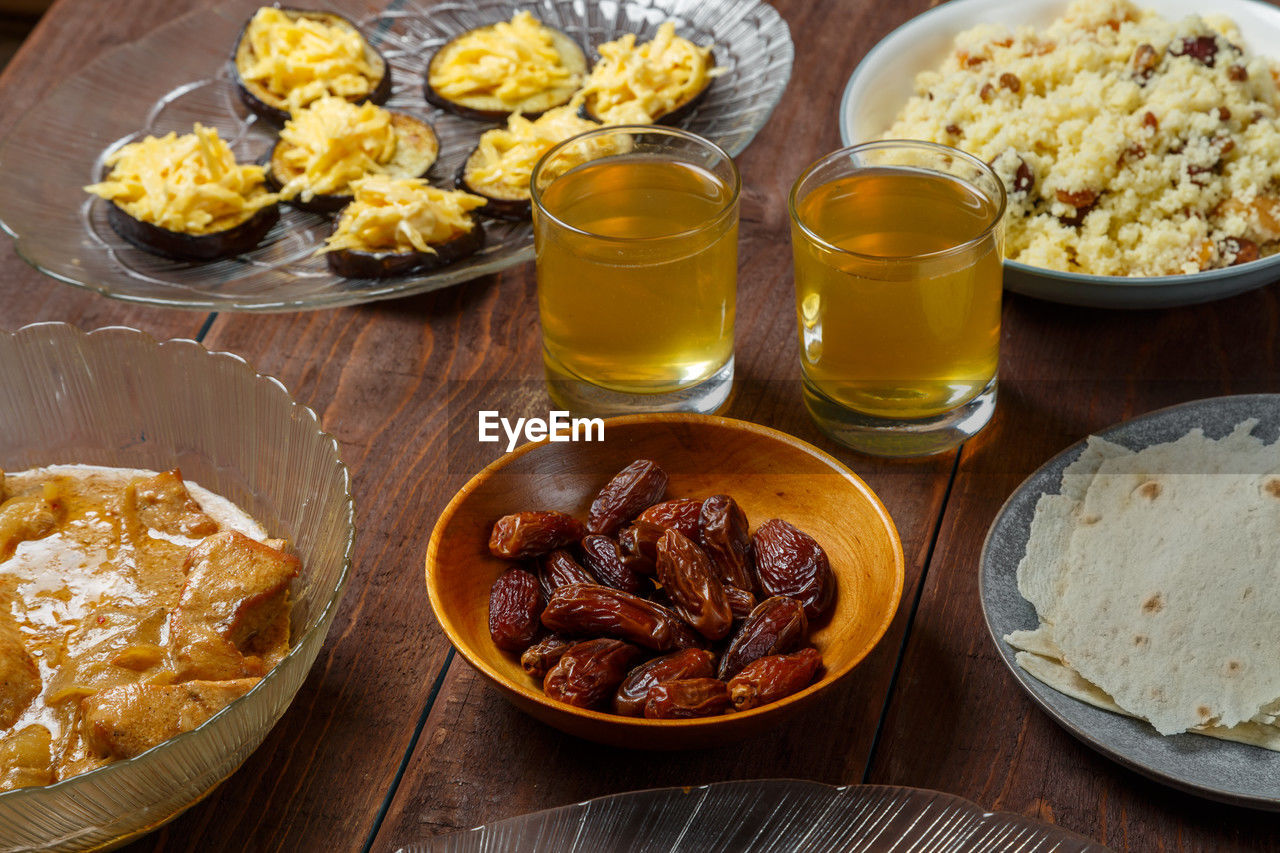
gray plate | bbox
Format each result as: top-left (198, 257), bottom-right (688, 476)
top-left (981, 394), bottom-right (1280, 809)
top-left (396, 779), bottom-right (1107, 851)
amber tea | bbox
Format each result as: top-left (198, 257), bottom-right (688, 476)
top-left (532, 128), bottom-right (739, 414)
top-left (789, 142), bottom-right (1005, 456)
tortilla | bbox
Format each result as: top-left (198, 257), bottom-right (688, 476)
top-left (1006, 420), bottom-right (1280, 748)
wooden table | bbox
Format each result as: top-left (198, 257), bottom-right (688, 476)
top-left (1, 0), bottom-right (1277, 850)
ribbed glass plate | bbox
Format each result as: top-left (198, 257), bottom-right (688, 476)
top-left (395, 780), bottom-right (1108, 852)
top-left (0, 0), bottom-right (792, 313)
top-left (0, 324), bottom-right (354, 852)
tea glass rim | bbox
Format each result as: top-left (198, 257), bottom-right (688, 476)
top-left (788, 139), bottom-right (1008, 264)
top-left (529, 124), bottom-right (742, 244)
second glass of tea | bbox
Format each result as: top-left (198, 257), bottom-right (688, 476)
top-left (789, 140), bottom-right (1006, 457)
top-left (531, 126), bottom-right (740, 415)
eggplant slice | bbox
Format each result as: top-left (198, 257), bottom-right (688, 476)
top-left (325, 223), bottom-right (485, 278)
top-left (581, 69), bottom-right (713, 126)
top-left (578, 24), bottom-right (716, 125)
top-left (106, 202), bottom-right (279, 262)
top-left (233, 8), bottom-right (392, 125)
top-left (268, 112), bottom-right (441, 214)
top-left (454, 106), bottom-right (602, 220)
top-left (424, 19), bottom-right (586, 121)
top-left (455, 151), bottom-right (532, 221)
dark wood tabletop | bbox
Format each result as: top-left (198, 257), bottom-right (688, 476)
top-left (2, 0), bottom-right (1278, 850)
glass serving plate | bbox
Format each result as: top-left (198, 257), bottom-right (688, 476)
top-left (395, 780), bottom-right (1108, 851)
top-left (0, 0), bottom-right (792, 312)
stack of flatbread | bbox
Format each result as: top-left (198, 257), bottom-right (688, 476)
top-left (1006, 420), bottom-right (1280, 749)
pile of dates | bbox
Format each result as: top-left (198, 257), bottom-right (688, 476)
top-left (486, 459), bottom-right (835, 719)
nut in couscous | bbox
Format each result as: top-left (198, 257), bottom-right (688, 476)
top-left (886, 0), bottom-right (1280, 276)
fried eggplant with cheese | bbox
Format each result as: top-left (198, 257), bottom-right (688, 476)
top-left (84, 124), bottom-right (279, 261)
top-left (425, 11), bottom-right (586, 120)
top-left (457, 106), bottom-right (600, 219)
top-left (233, 7), bottom-right (391, 124)
top-left (268, 96), bottom-right (440, 214)
top-left (319, 176), bottom-right (486, 277)
top-left (578, 22), bottom-right (718, 125)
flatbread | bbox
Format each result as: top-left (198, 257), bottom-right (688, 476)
top-left (1006, 421), bottom-right (1280, 748)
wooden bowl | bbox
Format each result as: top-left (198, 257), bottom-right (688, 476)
top-left (425, 414), bottom-right (904, 749)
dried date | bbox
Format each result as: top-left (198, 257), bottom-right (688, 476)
top-left (538, 549), bottom-right (595, 599)
top-left (719, 595), bottom-right (808, 680)
top-left (543, 638), bottom-right (641, 709)
top-left (655, 529), bottom-right (733, 642)
top-left (613, 648), bottom-right (716, 716)
top-left (541, 583), bottom-right (686, 651)
top-left (752, 519), bottom-right (835, 621)
top-left (587, 460), bottom-right (668, 536)
top-left (643, 678), bottom-right (732, 719)
top-left (728, 647), bottom-right (823, 711)
top-left (619, 521), bottom-right (665, 566)
top-left (636, 498), bottom-right (703, 539)
top-left (486, 460), bottom-right (840, 719)
top-left (488, 567), bottom-right (543, 652)
top-left (489, 511), bottom-right (585, 559)
top-left (698, 494), bottom-right (755, 592)
top-left (669, 616), bottom-right (711, 651)
top-left (723, 584), bottom-right (756, 619)
top-left (580, 534), bottom-right (652, 595)
top-left (620, 550), bottom-right (656, 579)
top-left (520, 633), bottom-right (573, 679)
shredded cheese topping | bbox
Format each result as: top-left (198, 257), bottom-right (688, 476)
top-left (578, 22), bottom-right (718, 124)
top-left (320, 176), bottom-right (484, 255)
top-left (84, 124), bottom-right (276, 235)
top-left (466, 106), bottom-right (600, 199)
top-left (429, 11), bottom-right (579, 106)
top-left (240, 8), bottom-right (379, 113)
top-left (276, 97), bottom-right (397, 202)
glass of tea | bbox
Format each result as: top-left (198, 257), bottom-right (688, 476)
top-left (788, 140), bottom-right (1006, 457)
top-left (530, 126), bottom-right (740, 415)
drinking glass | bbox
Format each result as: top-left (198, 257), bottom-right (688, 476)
top-left (788, 140), bottom-right (1006, 456)
top-left (531, 126), bottom-right (740, 415)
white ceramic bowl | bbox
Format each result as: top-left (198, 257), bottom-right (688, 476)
top-left (0, 324), bottom-right (354, 851)
top-left (840, 0), bottom-right (1280, 308)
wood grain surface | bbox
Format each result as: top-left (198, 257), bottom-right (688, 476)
top-left (0, 0), bottom-right (1276, 851)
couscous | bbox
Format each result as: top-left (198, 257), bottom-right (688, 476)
top-left (887, 0), bottom-right (1280, 276)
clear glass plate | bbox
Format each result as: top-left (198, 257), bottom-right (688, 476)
top-left (0, 0), bottom-right (792, 312)
top-left (395, 779), bottom-right (1107, 851)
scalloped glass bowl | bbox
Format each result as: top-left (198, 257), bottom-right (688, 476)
top-left (0, 0), bottom-right (792, 312)
top-left (0, 324), bottom-right (354, 851)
